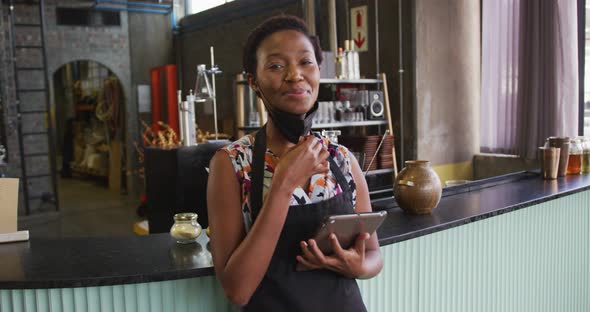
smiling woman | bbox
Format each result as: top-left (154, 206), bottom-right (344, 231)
top-left (252, 29), bottom-right (320, 116)
top-left (206, 15), bottom-right (383, 311)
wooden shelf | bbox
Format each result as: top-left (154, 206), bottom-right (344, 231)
top-left (236, 78), bottom-right (383, 85)
top-left (319, 78), bottom-right (383, 84)
top-left (312, 120), bottom-right (387, 129)
top-left (238, 120), bottom-right (387, 131)
top-left (364, 168), bottom-right (394, 176)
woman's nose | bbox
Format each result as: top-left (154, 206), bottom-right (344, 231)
top-left (284, 66), bottom-right (303, 82)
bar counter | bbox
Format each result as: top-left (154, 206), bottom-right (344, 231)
top-left (1, 171), bottom-right (589, 311)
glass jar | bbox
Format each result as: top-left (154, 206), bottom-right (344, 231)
top-left (343, 101), bottom-right (354, 122)
top-left (582, 137), bottom-right (590, 173)
top-left (170, 213), bottom-right (202, 244)
top-left (334, 101), bottom-right (344, 121)
top-left (567, 138), bottom-right (583, 175)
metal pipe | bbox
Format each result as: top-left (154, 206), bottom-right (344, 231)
top-left (328, 0), bottom-right (337, 52)
top-left (210, 46), bottom-right (219, 140)
top-left (235, 74), bottom-right (246, 138)
top-left (95, 0), bottom-right (172, 9)
top-left (93, 6), bottom-right (170, 14)
top-left (398, 0), bottom-right (404, 165)
top-left (374, 0), bottom-right (380, 76)
top-left (39, 0), bottom-right (60, 212)
top-left (304, 0), bottom-right (316, 35)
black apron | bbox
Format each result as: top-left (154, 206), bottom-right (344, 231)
top-left (243, 125), bottom-right (367, 312)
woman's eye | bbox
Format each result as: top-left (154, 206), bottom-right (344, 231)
top-left (268, 64), bottom-right (284, 70)
top-left (301, 59), bottom-right (314, 65)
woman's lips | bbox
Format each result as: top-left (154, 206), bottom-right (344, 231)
top-left (283, 88), bottom-right (309, 98)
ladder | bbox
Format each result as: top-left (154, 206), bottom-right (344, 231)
top-left (6, 0), bottom-right (58, 214)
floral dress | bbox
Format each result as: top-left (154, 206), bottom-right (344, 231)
top-left (220, 132), bottom-right (357, 232)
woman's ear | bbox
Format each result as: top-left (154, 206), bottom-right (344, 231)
top-left (246, 73), bottom-right (261, 97)
top-left (247, 73), bottom-right (257, 90)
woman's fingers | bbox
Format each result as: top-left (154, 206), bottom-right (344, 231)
top-left (314, 160), bottom-right (329, 174)
top-left (353, 232), bottom-right (370, 256)
top-left (329, 233), bottom-right (346, 257)
top-left (300, 241), bottom-right (319, 263)
top-left (306, 239), bottom-right (328, 264)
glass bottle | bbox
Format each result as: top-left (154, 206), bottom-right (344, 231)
top-left (335, 47), bottom-right (346, 79)
top-left (581, 137), bottom-right (590, 173)
top-left (194, 64), bottom-right (213, 103)
top-left (345, 40), bottom-right (354, 80)
top-left (343, 101), bottom-right (354, 122)
top-left (170, 212), bottom-right (202, 244)
top-left (334, 101), bottom-right (344, 121)
top-left (567, 138), bottom-right (583, 175)
top-left (351, 43), bottom-right (360, 79)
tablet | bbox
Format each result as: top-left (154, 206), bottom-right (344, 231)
top-left (312, 211), bottom-right (387, 255)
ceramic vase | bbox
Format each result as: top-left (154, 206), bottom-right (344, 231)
top-left (393, 160), bottom-right (442, 214)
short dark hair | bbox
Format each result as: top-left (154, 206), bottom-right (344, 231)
top-left (242, 15), bottom-right (323, 78)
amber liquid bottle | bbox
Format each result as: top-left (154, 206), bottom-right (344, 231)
top-left (567, 153), bottom-right (582, 175)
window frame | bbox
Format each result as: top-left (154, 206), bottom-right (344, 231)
top-left (578, 0), bottom-right (586, 135)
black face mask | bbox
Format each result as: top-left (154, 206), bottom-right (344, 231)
top-left (265, 101), bottom-right (319, 144)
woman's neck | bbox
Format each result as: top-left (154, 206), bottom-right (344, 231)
top-left (265, 119), bottom-right (297, 157)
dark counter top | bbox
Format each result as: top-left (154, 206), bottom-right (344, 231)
top-left (0, 232), bottom-right (214, 289)
top-left (2, 171), bottom-right (589, 289)
top-left (373, 171), bottom-right (590, 245)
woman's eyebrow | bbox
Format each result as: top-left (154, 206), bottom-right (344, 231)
top-left (265, 49), bottom-right (313, 59)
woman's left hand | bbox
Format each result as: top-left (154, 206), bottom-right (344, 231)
top-left (295, 232), bottom-right (370, 278)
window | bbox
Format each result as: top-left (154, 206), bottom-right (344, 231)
top-left (584, 3), bottom-right (590, 135)
top-left (56, 8), bottom-right (120, 26)
top-left (186, 0), bottom-right (234, 15)
top-left (482, 0), bottom-right (579, 158)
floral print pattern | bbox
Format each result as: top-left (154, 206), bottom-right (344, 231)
top-left (220, 132), bottom-right (357, 232)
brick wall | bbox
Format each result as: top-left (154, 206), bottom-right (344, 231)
top-left (0, 0), bottom-right (137, 214)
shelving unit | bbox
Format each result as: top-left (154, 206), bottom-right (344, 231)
top-left (312, 120), bottom-right (387, 129)
top-left (319, 78), bottom-right (383, 84)
top-left (239, 120), bottom-right (387, 131)
top-left (364, 168), bottom-right (394, 176)
top-left (234, 74), bottom-right (398, 180)
top-left (236, 78), bottom-right (383, 85)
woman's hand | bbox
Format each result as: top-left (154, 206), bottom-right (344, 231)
top-left (295, 232), bottom-right (371, 278)
top-left (273, 136), bottom-right (330, 191)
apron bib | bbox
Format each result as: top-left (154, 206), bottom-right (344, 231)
top-left (243, 125), bottom-right (367, 312)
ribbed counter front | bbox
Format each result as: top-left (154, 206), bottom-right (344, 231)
top-left (1, 171), bottom-right (589, 312)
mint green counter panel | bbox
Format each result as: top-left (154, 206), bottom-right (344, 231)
top-left (357, 190), bottom-right (590, 312)
top-left (0, 277), bottom-right (238, 312)
top-left (1, 190), bottom-right (588, 311)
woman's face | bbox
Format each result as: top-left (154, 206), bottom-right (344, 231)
top-left (252, 30), bottom-right (320, 115)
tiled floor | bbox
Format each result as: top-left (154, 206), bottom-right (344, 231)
top-left (18, 177), bottom-right (142, 238)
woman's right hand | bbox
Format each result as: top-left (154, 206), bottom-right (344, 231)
top-left (274, 135), bottom-right (330, 191)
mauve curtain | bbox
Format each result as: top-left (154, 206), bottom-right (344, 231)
top-left (481, 0), bottom-right (521, 154)
top-left (481, 0), bottom-right (579, 158)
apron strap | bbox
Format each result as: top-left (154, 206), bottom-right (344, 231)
top-left (250, 126), bottom-right (351, 222)
top-left (250, 124), bottom-right (267, 222)
top-left (327, 156), bottom-right (350, 194)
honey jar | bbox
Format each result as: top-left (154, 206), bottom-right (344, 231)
top-left (170, 213), bottom-right (202, 244)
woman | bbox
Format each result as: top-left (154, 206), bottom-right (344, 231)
top-left (207, 15), bottom-right (382, 311)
